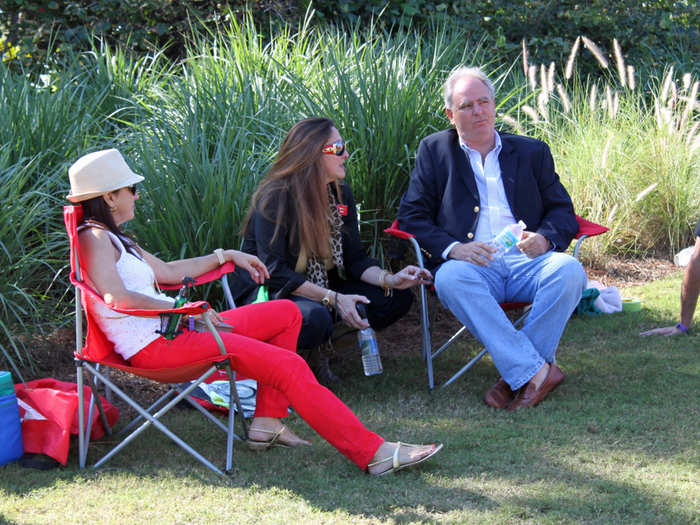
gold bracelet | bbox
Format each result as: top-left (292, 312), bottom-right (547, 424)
top-left (214, 248), bottom-right (225, 265)
top-left (380, 270), bottom-right (393, 297)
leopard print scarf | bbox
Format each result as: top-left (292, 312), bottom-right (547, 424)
top-left (304, 187), bottom-right (344, 292)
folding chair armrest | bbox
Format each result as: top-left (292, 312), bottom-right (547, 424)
top-left (384, 220), bottom-right (415, 241)
top-left (159, 261), bottom-right (236, 290)
top-left (108, 300), bottom-right (211, 317)
top-left (384, 220), bottom-right (429, 273)
top-left (113, 302), bottom-right (227, 356)
top-left (574, 215), bottom-right (609, 239)
top-left (573, 215), bottom-right (609, 260)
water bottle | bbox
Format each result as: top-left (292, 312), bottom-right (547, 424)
top-left (490, 220), bottom-right (527, 257)
top-left (356, 304), bottom-right (383, 376)
top-left (160, 277), bottom-right (194, 340)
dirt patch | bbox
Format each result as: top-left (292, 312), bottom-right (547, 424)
top-left (585, 256), bottom-right (679, 288)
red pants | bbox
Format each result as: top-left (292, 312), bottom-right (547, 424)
top-left (130, 300), bottom-right (383, 469)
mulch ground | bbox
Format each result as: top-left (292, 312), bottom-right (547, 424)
top-left (18, 256), bottom-right (681, 409)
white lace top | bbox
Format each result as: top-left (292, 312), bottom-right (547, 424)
top-left (82, 225), bottom-right (172, 360)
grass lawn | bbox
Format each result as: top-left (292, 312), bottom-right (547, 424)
top-left (1, 272), bottom-right (698, 524)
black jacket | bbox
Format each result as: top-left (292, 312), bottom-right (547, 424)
top-left (231, 182), bottom-right (379, 301)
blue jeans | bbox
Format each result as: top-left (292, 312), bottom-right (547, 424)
top-left (434, 248), bottom-right (586, 390)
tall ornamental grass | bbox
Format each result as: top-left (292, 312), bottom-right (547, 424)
top-left (0, 151), bottom-right (65, 380)
top-left (506, 38), bottom-right (699, 261)
top-left (0, 46), bottom-right (171, 376)
top-left (128, 17), bottom-right (526, 260)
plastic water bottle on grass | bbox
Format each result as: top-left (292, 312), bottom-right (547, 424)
top-left (490, 220), bottom-right (527, 257)
top-left (356, 304), bottom-right (382, 376)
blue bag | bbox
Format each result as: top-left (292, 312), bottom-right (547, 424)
top-left (0, 391), bottom-right (24, 466)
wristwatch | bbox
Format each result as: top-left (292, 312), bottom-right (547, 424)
top-left (214, 248), bottom-right (225, 265)
top-left (321, 289), bottom-right (333, 307)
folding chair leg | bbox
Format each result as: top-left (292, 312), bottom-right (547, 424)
top-left (440, 348), bottom-right (488, 389)
top-left (409, 236), bottom-right (436, 390)
top-left (76, 362), bottom-right (87, 468)
top-left (432, 325), bottom-right (468, 360)
top-left (119, 390), bottom-right (176, 436)
top-left (438, 306), bottom-right (531, 389)
top-left (84, 363), bottom-right (226, 475)
top-left (418, 283), bottom-right (434, 390)
top-left (226, 368), bottom-right (248, 440)
top-left (225, 365), bottom-right (236, 473)
top-left (87, 372), bottom-right (112, 440)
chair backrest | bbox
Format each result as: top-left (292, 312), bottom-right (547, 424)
top-left (64, 205), bottom-right (120, 362)
top-left (64, 205), bottom-right (227, 380)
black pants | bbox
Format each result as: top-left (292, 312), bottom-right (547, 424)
top-left (290, 281), bottom-right (413, 349)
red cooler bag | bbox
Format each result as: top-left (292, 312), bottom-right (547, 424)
top-left (14, 378), bottom-right (119, 466)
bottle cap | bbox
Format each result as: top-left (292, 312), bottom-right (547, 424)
top-left (0, 371), bottom-right (14, 397)
top-left (356, 303), bottom-right (368, 319)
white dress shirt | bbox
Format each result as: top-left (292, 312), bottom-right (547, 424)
top-left (442, 131), bottom-right (517, 260)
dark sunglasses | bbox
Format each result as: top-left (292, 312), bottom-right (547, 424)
top-left (127, 185), bottom-right (138, 195)
top-left (321, 140), bottom-right (346, 156)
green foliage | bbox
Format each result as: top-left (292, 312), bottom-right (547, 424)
top-left (0, 151), bottom-right (65, 380)
top-left (0, 0), bottom-right (295, 64)
top-left (1, 0), bottom-right (697, 78)
top-left (311, 0), bottom-right (699, 76)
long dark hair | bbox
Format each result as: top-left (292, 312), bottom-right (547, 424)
top-left (79, 194), bottom-right (140, 257)
top-left (242, 117), bottom-right (341, 259)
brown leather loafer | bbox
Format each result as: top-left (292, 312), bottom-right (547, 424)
top-left (483, 377), bottom-right (515, 409)
top-left (508, 364), bottom-right (565, 411)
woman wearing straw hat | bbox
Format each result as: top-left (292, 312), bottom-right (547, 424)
top-left (240, 118), bottom-right (433, 383)
top-left (66, 148), bottom-right (442, 475)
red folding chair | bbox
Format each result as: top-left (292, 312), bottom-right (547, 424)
top-left (64, 205), bottom-right (248, 475)
top-left (385, 215), bottom-right (609, 390)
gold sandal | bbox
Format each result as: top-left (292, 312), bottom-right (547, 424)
top-left (246, 424), bottom-right (311, 451)
top-left (367, 442), bottom-right (443, 476)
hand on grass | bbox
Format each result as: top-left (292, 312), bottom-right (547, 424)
top-left (640, 325), bottom-right (686, 336)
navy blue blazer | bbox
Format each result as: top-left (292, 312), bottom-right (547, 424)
top-left (398, 129), bottom-right (578, 271)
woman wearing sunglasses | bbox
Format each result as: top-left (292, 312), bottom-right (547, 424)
top-left (240, 117), bottom-right (432, 383)
top-left (67, 148), bottom-right (442, 475)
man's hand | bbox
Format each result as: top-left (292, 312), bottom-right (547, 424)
top-left (517, 231), bottom-right (551, 258)
top-left (448, 242), bottom-right (496, 266)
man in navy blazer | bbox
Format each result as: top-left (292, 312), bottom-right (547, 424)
top-left (399, 66), bottom-right (586, 410)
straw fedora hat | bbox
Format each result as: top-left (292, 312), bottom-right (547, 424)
top-left (67, 149), bottom-right (144, 203)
